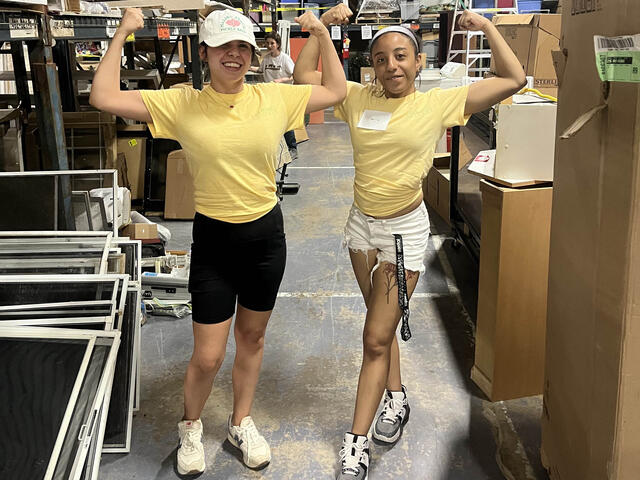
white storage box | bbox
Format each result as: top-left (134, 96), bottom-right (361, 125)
top-left (495, 103), bottom-right (557, 182)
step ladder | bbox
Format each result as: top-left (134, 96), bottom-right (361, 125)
top-left (447, 0), bottom-right (519, 77)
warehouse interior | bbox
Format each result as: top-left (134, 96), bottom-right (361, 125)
top-left (0, 0), bottom-right (638, 479)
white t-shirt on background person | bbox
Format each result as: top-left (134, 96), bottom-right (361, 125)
top-left (260, 52), bottom-right (295, 83)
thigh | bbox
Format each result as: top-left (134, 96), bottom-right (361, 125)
top-left (234, 304), bottom-right (272, 338)
top-left (192, 319), bottom-right (233, 361)
top-left (236, 234), bottom-right (287, 312)
top-left (349, 248), bottom-right (379, 307)
top-left (366, 261), bottom-right (421, 338)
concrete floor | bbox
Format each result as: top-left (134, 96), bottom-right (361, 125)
top-left (100, 112), bottom-right (549, 480)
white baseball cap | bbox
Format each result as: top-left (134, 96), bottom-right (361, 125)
top-left (199, 9), bottom-right (258, 50)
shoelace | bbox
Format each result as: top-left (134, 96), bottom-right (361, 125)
top-left (181, 429), bottom-right (201, 454)
top-left (239, 421), bottom-right (262, 444)
top-left (380, 397), bottom-right (405, 424)
top-left (339, 444), bottom-right (366, 475)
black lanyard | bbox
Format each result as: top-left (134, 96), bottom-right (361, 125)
top-left (394, 234), bottom-right (411, 341)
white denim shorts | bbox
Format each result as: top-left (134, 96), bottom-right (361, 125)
top-left (343, 202), bottom-right (430, 275)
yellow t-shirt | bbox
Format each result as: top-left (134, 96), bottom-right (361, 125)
top-left (334, 81), bottom-right (470, 217)
top-left (140, 83), bottom-right (312, 223)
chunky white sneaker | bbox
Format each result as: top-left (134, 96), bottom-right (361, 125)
top-left (177, 419), bottom-right (205, 475)
top-left (373, 385), bottom-right (410, 444)
top-left (337, 432), bottom-right (369, 480)
top-left (227, 415), bottom-right (271, 469)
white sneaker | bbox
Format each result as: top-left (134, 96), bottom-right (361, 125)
top-left (177, 419), bottom-right (205, 475)
top-left (337, 432), bottom-right (369, 479)
top-left (227, 415), bottom-right (271, 469)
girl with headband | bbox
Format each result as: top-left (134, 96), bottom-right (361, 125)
top-left (90, 7), bottom-right (346, 476)
top-left (294, 6), bottom-right (525, 479)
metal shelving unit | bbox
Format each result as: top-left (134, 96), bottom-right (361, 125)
top-left (0, 7), bottom-right (201, 185)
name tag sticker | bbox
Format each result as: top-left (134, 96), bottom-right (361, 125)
top-left (357, 110), bottom-right (392, 131)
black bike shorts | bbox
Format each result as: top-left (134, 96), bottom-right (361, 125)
top-left (188, 204), bottom-right (286, 324)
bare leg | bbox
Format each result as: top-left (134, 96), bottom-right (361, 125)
top-left (183, 319), bottom-right (233, 420)
top-left (230, 304), bottom-right (272, 425)
top-left (351, 262), bottom-right (419, 435)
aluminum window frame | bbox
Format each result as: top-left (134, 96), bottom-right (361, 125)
top-left (0, 275), bottom-right (123, 329)
top-left (0, 326), bottom-right (120, 480)
top-left (0, 170), bottom-right (119, 236)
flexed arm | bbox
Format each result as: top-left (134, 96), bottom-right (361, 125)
top-left (294, 11), bottom-right (348, 112)
top-left (89, 8), bottom-right (153, 123)
top-left (463, 10), bottom-right (527, 115)
top-left (293, 5), bottom-right (351, 88)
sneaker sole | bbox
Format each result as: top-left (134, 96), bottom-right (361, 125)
top-left (227, 433), bottom-right (271, 470)
top-left (177, 466), bottom-right (205, 476)
top-left (372, 409), bottom-right (410, 445)
top-left (177, 459), bottom-right (205, 476)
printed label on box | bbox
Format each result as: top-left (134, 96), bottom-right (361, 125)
top-left (594, 34), bottom-right (640, 83)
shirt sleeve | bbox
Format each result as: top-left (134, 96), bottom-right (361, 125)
top-left (333, 81), bottom-right (364, 122)
top-left (283, 54), bottom-right (295, 77)
top-left (140, 87), bottom-right (192, 140)
top-left (276, 84), bottom-right (313, 131)
top-left (433, 85), bottom-right (471, 128)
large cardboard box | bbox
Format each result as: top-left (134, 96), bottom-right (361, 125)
top-left (490, 14), bottom-right (561, 94)
top-left (541, 2), bottom-right (640, 479)
top-left (472, 180), bottom-right (552, 401)
top-left (164, 150), bottom-right (195, 220)
top-left (117, 135), bottom-right (146, 200)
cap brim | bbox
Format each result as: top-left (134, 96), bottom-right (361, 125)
top-left (201, 36), bottom-right (258, 50)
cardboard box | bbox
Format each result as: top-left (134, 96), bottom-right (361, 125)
top-left (360, 67), bottom-right (375, 84)
top-left (120, 223), bottom-right (158, 240)
top-left (472, 180), bottom-right (552, 401)
top-left (541, 2), bottom-right (640, 479)
top-left (422, 154), bottom-right (452, 225)
top-left (494, 102), bottom-right (557, 182)
top-left (164, 150), bottom-right (195, 220)
top-left (490, 14), bottom-right (561, 92)
top-left (117, 136), bottom-right (146, 200)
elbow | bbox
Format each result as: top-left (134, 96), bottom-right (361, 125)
top-left (89, 90), bottom-right (104, 110)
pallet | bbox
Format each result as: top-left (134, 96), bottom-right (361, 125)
top-left (355, 15), bottom-right (401, 24)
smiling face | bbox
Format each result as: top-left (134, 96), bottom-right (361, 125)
top-left (199, 40), bottom-right (253, 93)
top-left (371, 32), bottom-right (421, 98)
top-left (265, 37), bottom-right (279, 55)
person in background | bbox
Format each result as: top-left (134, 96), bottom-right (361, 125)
top-left (258, 31), bottom-right (299, 160)
top-left (89, 7), bottom-right (346, 476)
top-left (294, 5), bottom-right (526, 479)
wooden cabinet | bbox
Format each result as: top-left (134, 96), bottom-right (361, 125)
top-left (471, 179), bottom-right (553, 401)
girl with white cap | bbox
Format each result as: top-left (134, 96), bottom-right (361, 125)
top-left (294, 6), bottom-right (525, 479)
top-left (90, 7), bottom-right (346, 476)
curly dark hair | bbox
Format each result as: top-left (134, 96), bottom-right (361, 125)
top-left (264, 31), bottom-right (282, 49)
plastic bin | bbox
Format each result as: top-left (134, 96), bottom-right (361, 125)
top-left (423, 40), bottom-right (438, 58)
top-left (399, 0), bottom-right (420, 20)
top-left (518, 0), bottom-right (542, 11)
top-left (281, 1), bottom-right (299, 21)
top-left (304, 2), bottom-right (320, 19)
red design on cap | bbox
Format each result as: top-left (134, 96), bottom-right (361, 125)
top-left (225, 19), bottom-right (241, 27)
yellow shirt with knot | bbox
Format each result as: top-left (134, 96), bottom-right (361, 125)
top-left (334, 81), bottom-right (470, 217)
top-left (141, 83), bottom-right (312, 223)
